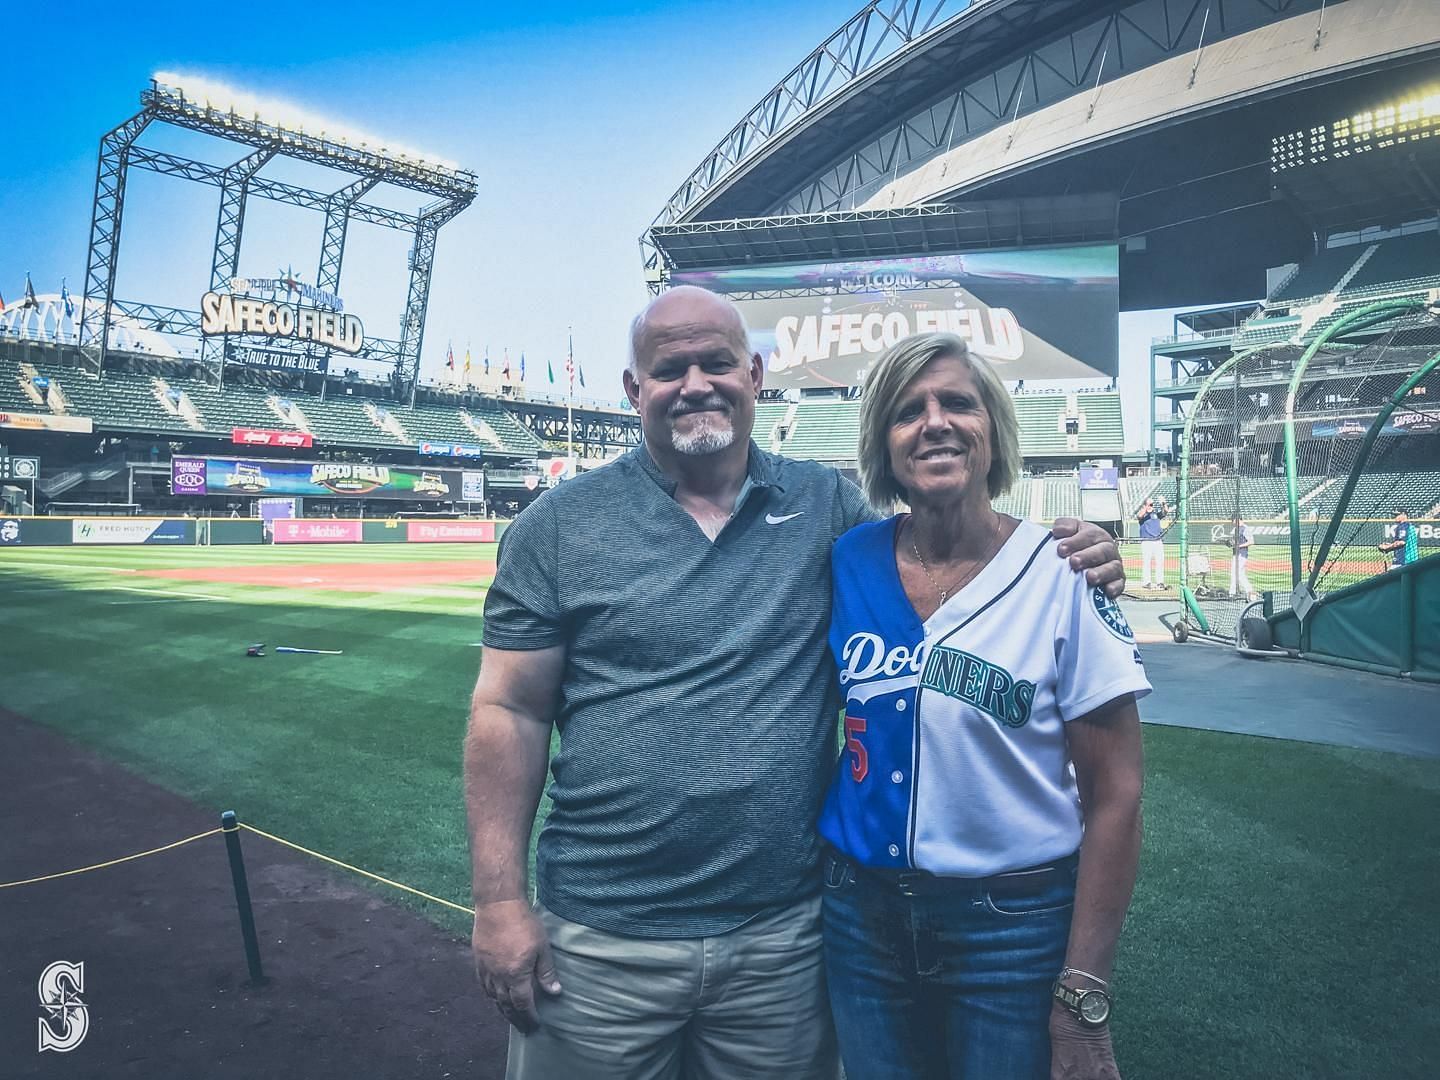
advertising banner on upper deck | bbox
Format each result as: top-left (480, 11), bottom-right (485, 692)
top-left (672, 245), bottom-right (1118, 387)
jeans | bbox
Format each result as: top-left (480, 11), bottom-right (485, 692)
top-left (821, 850), bottom-right (1076, 1080)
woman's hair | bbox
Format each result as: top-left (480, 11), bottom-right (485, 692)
top-left (856, 332), bottom-right (1021, 510)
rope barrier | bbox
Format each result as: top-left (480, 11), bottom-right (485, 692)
top-left (0, 828), bottom-right (224, 889)
top-left (237, 823), bottom-right (474, 916)
top-left (0, 819), bottom-right (474, 918)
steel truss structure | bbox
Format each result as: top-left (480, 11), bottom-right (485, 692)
top-left (79, 78), bottom-right (476, 397)
top-left (500, 400), bottom-right (641, 455)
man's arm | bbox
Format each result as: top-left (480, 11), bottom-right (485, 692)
top-left (1053, 518), bottom-right (1126, 599)
top-left (465, 644), bottom-right (566, 1033)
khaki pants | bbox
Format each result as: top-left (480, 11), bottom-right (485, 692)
top-left (506, 896), bottom-right (838, 1080)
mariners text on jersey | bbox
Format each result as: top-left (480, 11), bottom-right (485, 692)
top-left (818, 517), bottom-right (1152, 877)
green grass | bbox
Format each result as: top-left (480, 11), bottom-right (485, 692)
top-left (3, 544), bottom-right (1438, 1078)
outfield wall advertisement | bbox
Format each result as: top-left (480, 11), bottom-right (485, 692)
top-left (171, 456), bottom-right (483, 501)
top-left (406, 520), bottom-right (496, 543)
top-left (72, 518), bottom-right (193, 545)
top-left (273, 519), bottom-right (363, 544)
top-left (672, 245), bottom-right (1118, 387)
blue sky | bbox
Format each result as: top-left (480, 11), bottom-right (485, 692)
top-left (0, 0), bottom-right (1230, 451)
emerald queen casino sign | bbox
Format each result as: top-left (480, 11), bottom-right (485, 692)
top-left (672, 244), bottom-right (1119, 388)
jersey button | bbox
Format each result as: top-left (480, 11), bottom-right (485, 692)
top-left (891, 770), bottom-right (904, 784)
top-left (896, 700), bottom-right (907, 711)
top-left (888, 844), bottom-right (900, 857)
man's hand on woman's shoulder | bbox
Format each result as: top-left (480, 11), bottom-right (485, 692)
top-left (1051, 517), bottom-right (1125, 599)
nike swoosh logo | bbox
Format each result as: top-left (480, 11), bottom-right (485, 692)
top-left (766, 512), bottom-right (805, 525)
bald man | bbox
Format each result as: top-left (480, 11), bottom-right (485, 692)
top-left (464, 286), bottom-right (1126, 1080)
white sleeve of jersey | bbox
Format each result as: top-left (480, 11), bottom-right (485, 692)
top-left (1053, 569), bottom-right (1153, 723)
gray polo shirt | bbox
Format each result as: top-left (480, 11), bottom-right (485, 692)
top-left (483, 441), bottom-right (874, 938)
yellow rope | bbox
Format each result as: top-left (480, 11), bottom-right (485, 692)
top-left (0, 820), bottom-right (474, 919)
top-left (238, 823), bottom-right (474, 916)
top-left (0, 828), bottom-right (224, 889)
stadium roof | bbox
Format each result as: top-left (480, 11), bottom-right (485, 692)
top-left (655, 0), bottom-right (1101, 228)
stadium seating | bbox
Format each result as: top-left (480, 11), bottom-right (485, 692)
top-left (0, 357), bottom-right (547, 456)
top-left (1342, 232), bottom-right (1440, 295)
top-left (1040, 477), bottom-right (1081, 521)
top-left (781, 399), bottom-right (863, 462)
top-left (1302, 470), bottom-right (1440, 520)
top-left (1012, 392), bottom-right (1124, 457)
top-left (759, 390), bottom-right (1125, 465)
top-left (991, 477), bottom-right (1030, 518)
top-left (753, 401), bottom-right (791, 452)
top-left (1269, 246), bottom-right (1371, 303)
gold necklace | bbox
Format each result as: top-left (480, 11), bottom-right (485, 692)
top-left (910, 515), bottom-right (1003, 604)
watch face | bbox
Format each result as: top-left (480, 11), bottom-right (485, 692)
top-left (1078, 989), bottom-right (1111, 1024)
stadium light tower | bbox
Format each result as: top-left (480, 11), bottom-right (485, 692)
top-left (78, 75), bottom-right (477, 400)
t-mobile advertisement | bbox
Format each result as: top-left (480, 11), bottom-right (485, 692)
top-left (671, 245), bottom-right (1118, 387)
top-left (273, 519), bottom-right (363, 544)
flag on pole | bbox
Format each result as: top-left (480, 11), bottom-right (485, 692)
top-left (520, 353), bottom-right (527, 381)
top-left (502, 348), bottom-right (511, 380)
top-left (60, 278), bottom-right (74, 319)
top-left (484, 349), bottom-right (490, 377)
top-left (445, 341), bottom-right (455, 372)
top-left (547, 357), bottom-right (555, 385)
top-left (0, 286), bottom-right (6, 310)
top-left (22, 272), bottom-right (38, 310)
top-left (578, 363), bottom-right (586, 388)
top-left (464, 345), bottom-right (472, 383)
top-left (565, 331), bottom-right (576, 392)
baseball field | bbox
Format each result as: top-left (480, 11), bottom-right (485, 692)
top-left (3, 541), bottom-right (1439, 1078)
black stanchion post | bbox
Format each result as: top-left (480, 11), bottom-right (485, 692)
top-left (220, 810), bottom-right (267, 985)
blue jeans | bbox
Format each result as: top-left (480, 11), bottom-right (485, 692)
top-left (821, 849), bottom-right (1076, 1080)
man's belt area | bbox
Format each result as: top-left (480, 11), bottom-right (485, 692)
top-left (828, 846), bottom-right (1078, 899)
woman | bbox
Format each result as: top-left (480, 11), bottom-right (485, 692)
top-left (818, 332), bottom-right (1149, 1080)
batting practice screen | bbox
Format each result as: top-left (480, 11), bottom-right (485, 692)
top-left (672, 244), bottom-right (1119, 387)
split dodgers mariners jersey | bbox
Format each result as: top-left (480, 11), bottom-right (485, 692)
top-left (817, 516), bottom-right (1152, 876)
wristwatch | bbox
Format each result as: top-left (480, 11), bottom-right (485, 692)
top-left (1053, 969), bottom-right (1112, 1026)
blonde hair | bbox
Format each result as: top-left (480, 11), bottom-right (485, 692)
top-left (857, 332), bottom-right (1021, 510)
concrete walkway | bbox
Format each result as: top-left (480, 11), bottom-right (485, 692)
top-left (1133, 631), bottom-right (1440, 759)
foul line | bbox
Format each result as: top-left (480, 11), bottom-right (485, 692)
top-left (0, 828), bottom-right (223, 889)
top-left (106, 586), bottom-right (227, 602)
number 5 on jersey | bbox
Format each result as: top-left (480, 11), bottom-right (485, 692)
top-left (844, 715), bottom-right (868, 782)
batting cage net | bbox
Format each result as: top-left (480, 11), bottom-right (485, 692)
top-left (1179, 299), bottom-right (1440, 640)
top-left (1289, 307), bottom-right (1440, 597)
top-left (1178, 343), bottom-right (1292, 640)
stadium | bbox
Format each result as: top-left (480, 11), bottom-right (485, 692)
top-left (2, 2), bottom-right (1438, 1078)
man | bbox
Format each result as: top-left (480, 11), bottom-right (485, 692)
top-left (1379, 508), bottom-right (1419, 570)
top-left (1228, 513), bottom-right (1254, 598)
top-left (1136, 494), bottom-right (1168, 590)
top-left (464, 286), bottom-right (1126, 1080)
